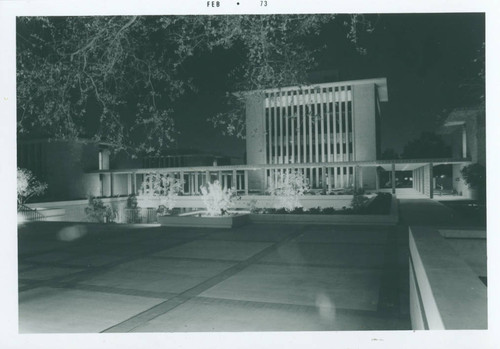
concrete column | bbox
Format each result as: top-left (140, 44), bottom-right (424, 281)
top-left (127, 173), bottom-right (132, 195)
top-left (327, 167), bottom-right (332, 192)
top-left (194, 172), bottom-right (199, 194)
top-left (353, 166), bottom-right (358, 191)
top-left (359, 167), bottom-right (364, 190)
top-left (429, 163), bottom-right (434, 199)
top-left (322, 167), bottom-right (327, 192)
top-left (462, 125), bottom-right (467, 158)
top-left (180, 171), bottom-right (185, 194)
top-left (290, 94), bottom-right (295, 164)
top-left (244, 170), bottom-right (249, 195)
top-left (375, 168), bottom-right (379, 191)
top-left (132, 173), bottom-right (137, 194)
top-left (232, 170), bottom-right (237, 190)
top-left (284, 92), bottom-right (289, 164)
top-left (108, 173), bottom-right (114, 197)
top-left (391, 162), bottom-right (396, 195)
top-left (205, 170), bottom-right (210, 185)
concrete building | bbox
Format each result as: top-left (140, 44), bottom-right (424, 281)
top-left (243, 78), bottom-right (388, 191)
top-left (17, 139), bottom-right (104, 201)
top-left (19, 78), bottom-right (481, 206)
top-left (440, 107), bottom-right (486, 198)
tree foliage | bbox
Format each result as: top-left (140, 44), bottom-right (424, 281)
top-left (267, 170), bottom-right (309, 212)
top-left (17, 167), bottom-right (48, 207)
top-left (17, 15), bottom-right (371, 156)
top-left (401, 131), bottom-right (451, 159)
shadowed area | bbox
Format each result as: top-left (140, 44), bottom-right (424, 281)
top-left (18, 222), bottom-right (410, 332)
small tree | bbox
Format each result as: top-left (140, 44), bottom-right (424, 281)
top-left (17, 167), bottom-right (48, 208)
top-left (350, 188), bottom-right (370, 212)
top-left (140, 173), bottom-right (184, 215)
top-left (125, 193), bottom-right (141, 223)
top-left (200, 180), bottom-right (234, 216)
top-left (267, 170), bottom-right (309, 212)
top-left (461, 163), bottom-right (486, 202)
top-left (461, 163), bottom-right (486, 189)
top-left (84, 196), bottom-right (116, 223)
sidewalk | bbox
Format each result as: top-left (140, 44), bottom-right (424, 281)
top-left (398, 199), bottom-right (459, 226)
top-left (18, 222), bottom-right (410, 332)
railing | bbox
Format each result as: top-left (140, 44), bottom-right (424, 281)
top-left (123, 207), bottom-right (158, 224)
top-left (89, 158), bottom-right (471, 198)
top-left (18, 204), bottom-right (46, 222)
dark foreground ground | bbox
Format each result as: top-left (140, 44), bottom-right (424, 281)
top-left (18, 221), bottom-right (410, 333)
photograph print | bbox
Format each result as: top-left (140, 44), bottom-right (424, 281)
top-left (15, 11), bottom-right (487, 336)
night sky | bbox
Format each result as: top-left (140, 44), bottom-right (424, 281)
top-left (173, 13), bottom-right (484, 159)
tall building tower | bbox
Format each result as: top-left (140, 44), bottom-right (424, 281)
top-left (244, 78), bottom-right (388, 191)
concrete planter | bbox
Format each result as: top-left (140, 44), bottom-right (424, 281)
top-left (249, 196), bottom-right (399, 226)
top-left (158, 211), bottom-right (249, 228)
top-left (409, 226), bottom-right (487, 329)
top-left (33, 208), bottom-right (66, 221)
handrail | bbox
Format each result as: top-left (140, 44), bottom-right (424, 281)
top-left (87, 157), bottom-right (472, 175)
top-left (18, 204), bottom-right (46, 221)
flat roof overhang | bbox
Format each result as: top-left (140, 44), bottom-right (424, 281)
top-left (235, 77), bottom-right (389, 102)
top-left (89, 158), bottom-right (471, 175)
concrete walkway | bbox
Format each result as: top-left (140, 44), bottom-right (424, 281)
top-left (398, 198), bottom-right (481, 226)
top-left (18, 222), bottom-right (410, 333)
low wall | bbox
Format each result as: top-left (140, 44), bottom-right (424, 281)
top-left (249, 196), bottom-right (398, 226)
top-left (409, 226), bottom-right (487, 330)
top-left (137, 194), bottom-right (355, 211)
top-left (25, 194), bottom-right (384, 224)
top-left (27, 198), bottom-right (128, 223)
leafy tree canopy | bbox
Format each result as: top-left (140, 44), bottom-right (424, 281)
top-left (17, 15), bottom-right (372, 156)
top-left (401, 131), bottom-right (451, 159)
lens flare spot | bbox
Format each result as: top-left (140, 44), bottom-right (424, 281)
top-left (315, 292), bottom-right (336, 321)
top-left (57, 225), bottom-right (87, 242)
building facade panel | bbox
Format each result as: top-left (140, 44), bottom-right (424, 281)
top-left (246, 78), bottom-right (387, 190)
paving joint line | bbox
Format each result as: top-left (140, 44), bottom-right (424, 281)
top-left (191, 295), bottom-right (391, 318)
top-left (101, 226), bottom-right (306, 333)
top-left (52, 282), bottom-right (176, 300)
top-left (18, 232), bottom-right (210, 293)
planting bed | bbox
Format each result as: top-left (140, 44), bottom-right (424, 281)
top-left (158, 211), bottom-right (250, 228)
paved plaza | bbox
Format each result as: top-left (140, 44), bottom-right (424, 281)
top-left (18, 221), bottom-right (410, 332)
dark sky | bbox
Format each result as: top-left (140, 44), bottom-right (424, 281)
top-left (173, 13), bottom-right (484, 159)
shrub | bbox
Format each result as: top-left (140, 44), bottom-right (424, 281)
top-left (200, 180), bottom-right (234, 216)
top-left (307, 206), bottom-right (322, 214)
top-left (85, 196), bottom-right (116, 223)
top-left (267, 170), bottom-right (309, 212)
top-left (125, 194), bottom-right (141, 223)
top-left (461, 163), bottom-right (486, 189)
top-left (351, 189), bottom-right (369, 212)
top-left (17, 167), bottom-right (47, 208)
top-left (322, 207), bottom-right (336, 214)
top-left (126, 193), bottom-right (138, 209)
top-left (461, 163), bottom-right (486, 203)
top-left (140, 173), bottom-right (184, 215)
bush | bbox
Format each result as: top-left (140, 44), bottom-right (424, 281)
top-left (307, 206), bottom-right (322, 214)
top-left (200, 180), bottom-right (234, 216)
top-left (267, 170), bottom-right (309, 212)
top-left (364, 193), bottom-right (392, 214)
top-left (351, 189), bottom-right (370, 213)
top-left (17, 167), bottom-right (47, 208)
top-left (322, 207), bottom-right (336, 214)
top-left (84, 196), bottom-right (116, 223)
top-left (461, 163), bottom-right (486, 189)
top-left (125, 194), bottom-right (141, 223)
top-left (140, 173), bottom-right (184, 215)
